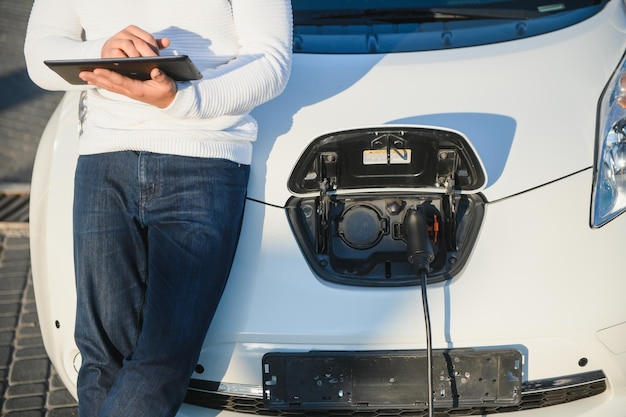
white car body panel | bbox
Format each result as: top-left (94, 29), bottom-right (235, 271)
top-left (29, 1), bottom-right (626, 416)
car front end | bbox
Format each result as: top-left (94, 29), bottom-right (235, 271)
top-left (30, 1), bottom-right (626, 416)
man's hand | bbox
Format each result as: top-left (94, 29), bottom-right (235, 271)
top-left (79, 67), bottom-right (177, 109)
top-left (101, 25), bottom-right (171, 58)
top-left (79, 25), bottom-right (177, 108)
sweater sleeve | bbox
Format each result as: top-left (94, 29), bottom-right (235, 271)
top-left (24, 0), bottom-right (105, 91)
top-left (162, 0), bottom-right (293, 120)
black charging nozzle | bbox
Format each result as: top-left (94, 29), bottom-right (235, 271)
top-left (404, 206), bottom-right (436, 417)
top-left (404, 207), bottom-right (435, 274)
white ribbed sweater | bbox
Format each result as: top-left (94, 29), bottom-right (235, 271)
top-left (24, 0), bottom-right (292, 164)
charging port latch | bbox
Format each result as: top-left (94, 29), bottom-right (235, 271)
top-left (316, 152), bottom-right (338, 253)
top-left (438, 149), bottom-right (458, 251)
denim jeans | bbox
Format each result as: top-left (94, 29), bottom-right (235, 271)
top-left (73, 151), bottom-right (249, 417)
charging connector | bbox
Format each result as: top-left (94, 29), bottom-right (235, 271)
top-left (404, 207), bottom-right (435, 417)
top-left (404, 207), bottom-right (435, 273)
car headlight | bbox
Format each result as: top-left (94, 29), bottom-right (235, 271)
top-left (592, 53), bottom-right (626, 227)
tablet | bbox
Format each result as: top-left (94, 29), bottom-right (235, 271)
top-left (44, 55), bottom-right (203, 85)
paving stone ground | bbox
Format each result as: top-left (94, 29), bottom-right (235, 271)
top-left (0, 226), bottom-right (78, 416)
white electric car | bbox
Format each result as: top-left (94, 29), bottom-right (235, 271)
top-left (30, 1), bottom-right (626, 416)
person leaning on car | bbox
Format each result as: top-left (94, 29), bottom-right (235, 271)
top-left (23, 1), bottom-right (292, 416)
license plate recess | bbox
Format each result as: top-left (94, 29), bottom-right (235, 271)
top-left (262, 349), bottom-right (522, 410)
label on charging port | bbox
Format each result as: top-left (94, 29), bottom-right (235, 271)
top-left (363, 148), bottom-right (412, 165)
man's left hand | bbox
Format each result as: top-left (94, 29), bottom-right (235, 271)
top-left (79, 67), bottom-right (177, 109)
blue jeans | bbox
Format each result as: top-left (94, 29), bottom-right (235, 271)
top-left (73, 151), bottom-right (249, 417)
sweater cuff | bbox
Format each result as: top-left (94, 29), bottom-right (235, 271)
top-left (78, 38), bottom-right (109, 59)
top-left (161, 81), bottom-right (195, 118)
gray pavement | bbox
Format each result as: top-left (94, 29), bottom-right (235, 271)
top-left (1, 0), bottom-right (78, 414)
top-left (0, 225), bottom-right (78, 416)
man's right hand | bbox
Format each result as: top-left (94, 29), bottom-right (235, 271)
top-left (101, 25), bottom-right (171, 58)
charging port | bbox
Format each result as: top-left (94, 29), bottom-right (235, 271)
top-left (286, 127), bottom-right (486, 287)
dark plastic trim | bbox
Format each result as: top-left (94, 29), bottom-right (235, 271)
top-left (186, 370), bottom-right (607, 415)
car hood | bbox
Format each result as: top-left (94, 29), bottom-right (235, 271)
top-left (248, 1), bottom-right (626, 206)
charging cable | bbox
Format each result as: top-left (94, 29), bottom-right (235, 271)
top-left (404, 207), bottom-right (435, 417)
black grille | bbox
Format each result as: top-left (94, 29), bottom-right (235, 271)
top-left (0, 185), bottom-right (29, 223)
top-left (184, 371), bottom-right (606, 416)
